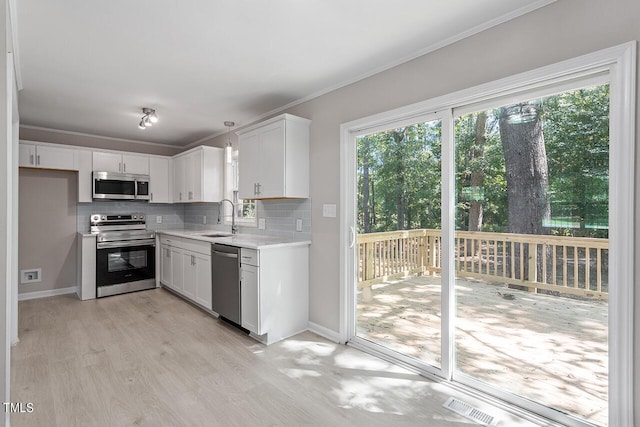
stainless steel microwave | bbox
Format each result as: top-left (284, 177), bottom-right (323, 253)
top-left (92, 171), bottom-right (150, 201)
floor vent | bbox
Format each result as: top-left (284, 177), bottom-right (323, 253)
top-left (443, 397), bottom-right (497, 426)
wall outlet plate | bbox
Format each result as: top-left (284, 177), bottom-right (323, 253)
top-left (203, 215), bottom-right (207, 224)
top-left (323, 204), bottom-right (337, 218)
top-left (296, 218), bottom-right (303, 232)
top-left (156, 215), bottom-right (162, 224)
top-left (20, 268), bottom-right (42, 284)
top-left (258, 218), bottom-right (266, 230)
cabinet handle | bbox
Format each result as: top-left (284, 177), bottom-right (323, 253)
top-left (150, 192), bottom-right (153, 201)
top-left (123, 163), bottom-right (126, 173)
top-left (256, 183), bottom-right (261, 195)
top-left (254, 183), bottom-right (257, 195)
top-left (188, 191), bottom-right (193, 200)
top-left (191, 255), bottom-right (195, 265)
top-left (29, 154), bottom-right (34, 165)
top-left (179, 192), bottom-right (182, 201)
top-left (36, 155), bottom-right (40, 166)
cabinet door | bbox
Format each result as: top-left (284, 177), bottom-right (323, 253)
top-left (77, 150), bottom-right (93, 202)
top-left (173, 155), bottom-right (186, 202)
top-left (93, 152), bottom-right (123, 172)
top-left (171, 247), bottom-right (184, 293)
top-left (19, 143), bottom-right (36, 167)
top-left (186, 151), bottom-right (202, 202)
top-left (149, 157), bottom-right (170, 203)
top-left (122, 154), bottom-right (149, 175)
top-left (36, 145), bottom-right (78, 170)
top-left (238, 132), bottom-right (261, 199)
top-left (182, 252), bottom-right (197, 299)
top-left (160, 245), bottom-right (173, 288)
top-left (194, 253), bottom-right (212, 309)
top-left (240, 264), bottom-right (260, 334)
top-left (257, 121), bottom-right (286, 198)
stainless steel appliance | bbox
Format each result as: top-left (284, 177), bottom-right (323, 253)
top-left (91, 213), bottom-right (156, 298)
top-left (92, 171), bottom-right (150, 201)
top-left (211, 244), bottom-right (241, 324)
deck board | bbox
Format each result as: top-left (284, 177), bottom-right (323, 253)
top-left (357, 275), bottom-right (608, 426)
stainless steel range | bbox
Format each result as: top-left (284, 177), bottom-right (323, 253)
top-left (91, 213), bottom-right (156, 298)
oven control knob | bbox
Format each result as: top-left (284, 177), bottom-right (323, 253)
top-left (91, 215), bottom-right (99, 222)
top-left (101, 215), bottom-right (107, 220)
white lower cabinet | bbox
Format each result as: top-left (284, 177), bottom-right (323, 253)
top-left (193, 253), bottom-right (212, 309)
top-left (160, 236), bottom-right (212, 310)
top-left (240, 245), bottom-right (309, 345)
top-left (240, 262), bottom-right (259, 334)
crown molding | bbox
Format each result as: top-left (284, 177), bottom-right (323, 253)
top-left (186, 0), bottom-right (557, 145)
top-left (19, 124), bottom-right (182, 149)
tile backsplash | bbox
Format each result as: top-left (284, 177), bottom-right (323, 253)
top-left (77, 199), bottom-right (311, 240)
top-left (77, 202), bottom-right (185, 232)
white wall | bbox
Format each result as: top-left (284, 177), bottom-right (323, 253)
top-left (280, 0), bottom-right (639, 422)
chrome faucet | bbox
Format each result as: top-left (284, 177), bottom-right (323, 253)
top-left (219, 198), bottom-right (238, 234)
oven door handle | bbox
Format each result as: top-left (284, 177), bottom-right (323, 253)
top-left (97, 240), bottom-right (156, 249)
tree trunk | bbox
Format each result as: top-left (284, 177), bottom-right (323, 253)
top-left (393, 130), bottom-right (406, 230)
top-left (499, 103), bottom-right (550, 236)
top-left (468, 111), bottom-right (487, 232)
top-left (500, 103), bottom-right (550, 283)
top-left (361, 138), bottom-right (371, 233)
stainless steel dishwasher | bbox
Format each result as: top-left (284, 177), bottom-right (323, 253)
top-left (211, 243), bottom-right (241, 325)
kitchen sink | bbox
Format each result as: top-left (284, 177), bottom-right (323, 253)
top-left (200, 233), bottom-right (231, 238)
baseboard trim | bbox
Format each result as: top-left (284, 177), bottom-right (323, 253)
top-left (18, 286), bottom-right (77, 301)
top-left (307, 321), bottom-right (341, 343)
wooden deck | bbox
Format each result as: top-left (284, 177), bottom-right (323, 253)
top-left (357, 275), bottom-right (607, 426)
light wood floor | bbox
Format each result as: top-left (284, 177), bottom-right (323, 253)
top-left (11, 288), bottom-right (539, 427)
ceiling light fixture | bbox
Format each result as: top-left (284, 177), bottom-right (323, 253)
top-left (224, 121), bottom-right (235, 164)
top-left (138, 108), bottom-right (158, 130)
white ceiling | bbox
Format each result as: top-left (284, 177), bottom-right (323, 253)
top-left (16, 0), bottom-right (554, 147)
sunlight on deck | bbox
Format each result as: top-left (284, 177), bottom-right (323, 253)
top-left (357, 275), bottom-right (608, 426)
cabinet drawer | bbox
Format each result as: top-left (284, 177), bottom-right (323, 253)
top-left (160, 235), bottom-right (210, 256)
top-left (240, 248), bottom-right (259, 266)
top-left (160, 235), bottom-right (183, 247)
top-left (181, 239), bottom-right (210, 256)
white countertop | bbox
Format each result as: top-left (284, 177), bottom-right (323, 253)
top-left (157, 229), bottom-right (311, 249)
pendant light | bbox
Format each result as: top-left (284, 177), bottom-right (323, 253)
top-left (224, 121), bottom-right (235, 164)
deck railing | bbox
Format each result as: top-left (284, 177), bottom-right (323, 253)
top-left (357, 229), bottom-right (608, 298)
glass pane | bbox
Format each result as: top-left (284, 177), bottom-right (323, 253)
top-left (355, 119), bottom-right (442, 368)
top-left (108, 249), bottom-right (148, 272)
top-left (454, 85), bottom-right (609, 426)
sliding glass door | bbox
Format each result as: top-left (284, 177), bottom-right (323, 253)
top-left (343, 43), bottom-right (635, 427)
top-left (453, 84), bottom-right (609, 425)
top-left (354, 117), bottom-right (443, 372)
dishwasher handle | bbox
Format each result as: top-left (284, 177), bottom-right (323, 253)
top-left (212, 250), bottom-right (238, 259)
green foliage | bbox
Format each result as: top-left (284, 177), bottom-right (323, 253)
top-left (357, 84), bottom-right (610, 238)
top-left (357, 121), bottom-right (441, 233)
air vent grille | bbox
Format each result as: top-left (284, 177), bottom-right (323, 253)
top-left (443, 397), bottom-right (497, 426)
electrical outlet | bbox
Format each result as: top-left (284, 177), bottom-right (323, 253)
top-left (296, 218), bottom-right (303, 232)
top-left (156, 215), bottom-right (162, 224)
top-left (258, 218), bottom-right (266, 230)
top-left (203, 215), bottom-right (207, 224)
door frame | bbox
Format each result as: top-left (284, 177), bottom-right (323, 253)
top-left (339, 41), bottom-right (636, 426)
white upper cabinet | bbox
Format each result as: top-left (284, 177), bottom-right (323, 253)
top-left (172, 146), bottom-right (224, 203)
top-left (19, 141), bottom-right (78, 171)
top-left (149, 157), bottom-right (171, 203)
top-left (237, 113), bottom-right (310, 199)
top-left (93, 151), bottom-right (149, 175)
